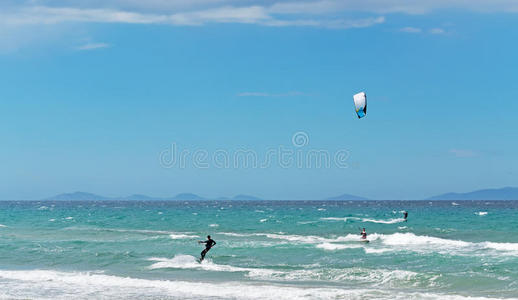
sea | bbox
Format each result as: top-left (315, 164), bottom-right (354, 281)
top-left (0, 200), bottom-right (517, 299)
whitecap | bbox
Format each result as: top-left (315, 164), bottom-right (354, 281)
top-left (0, 269), bottom-right (466, 300)
top-left (170, 234), bottom-right (199, 239)
top-left (316, 243), bottom-right (363, 251)
top-left (361, 218), bottom-right (406, 224)
top-left (364, 248), bottom-right (393, 254)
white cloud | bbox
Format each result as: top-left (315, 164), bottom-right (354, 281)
top-left (4, 0), bottom-right (514, 31)
top-left (450, 149), bottom-right (478, 158)
top-left (77, 42), bottom-right (110, 50)
top-left (269, 0), bottom-right (518, 15)
top-left (400, 27), bottom-right (422, 33)
top-left (0, 5), bottom-right (385, 29)
top-left (429, 28), bottom-right (446, 34)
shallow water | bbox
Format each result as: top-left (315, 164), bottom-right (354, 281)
top-left (0, 200), bottom-right (517, 299)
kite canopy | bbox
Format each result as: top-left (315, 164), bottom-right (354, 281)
top-left (353, 92), bottom-right (367, 119)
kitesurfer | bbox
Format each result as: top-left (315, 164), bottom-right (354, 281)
top-left (403, 211), bottom-right (408, 221)
top-left (198, 235), bottom-right (216, 262)
top-left (360, 228), bottom-right (367, 240)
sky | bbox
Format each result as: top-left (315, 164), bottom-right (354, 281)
top-left (1, 0), bottom-right (517, 200)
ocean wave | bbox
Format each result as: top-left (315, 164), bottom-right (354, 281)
top-left (378, 233), bottom-right (518, 256)
top-left (148, 255), bottom-right (257, 273)
top-left (482, 242), bottom-right (518, 252)
top-left (320, 217), bottom-right (406, 224)
top-left (316, 243), bottom-right (363, 251)
top-left (219, 231), bottom-right (518, 257)
top-left (147, 255), bottom-right (439, 288)
top-left (64, 226), bottom-right (197, 237)
top-left (362, 218), bottom-right (406, 224)
top-left (0, 268), bottom-right (490, 299)
top-left (218, 232), bottom-right (250, 237)
top-left (476, 212), bottom-right (488, 216)
top-left (364, 248), bottom-right (393, 254)
top-left (0, 224), bottom-right (7, 228)
top-left (169, 234), bottom-right (199, 240)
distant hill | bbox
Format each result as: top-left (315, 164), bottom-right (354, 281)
top-left (171, 193), bottom-right (205, 201)
top-left (44, 192), bottom-right (262, 201)
top-left (325, 193), bottom-right (369, 201)
top-left (426, 187), bottom-right (518, 200)
top-left (46, 192), bottom-right (110, 201)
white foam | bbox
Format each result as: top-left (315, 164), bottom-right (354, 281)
top-left (0, 224), bottom-right (6, 228)
top-left (48, 219), bottom-right (56, 222)
top-left (259, 219), bottom-right (267, 223)
top-left (0, 269), bottom-right (487, 299)
top-left (320, 217), bottom-right (360, 222)
top-left (209, 230), bottom-right (518, 258)
top-left (364, 248), bottom-right (393, 254)
top-left (316, 243), bottom-right (363, 251)
top-left (381, 233), bottom-right (470, 247)
top-left (297, 221), bottom-right (318, 225)
top-left (209, 224), bottom-right (219, 227)
top-left (320, 217), bottom-right (405, 224)
top-left (218, 232), bottom-right (250, 237)
top-left (476, 212), bottom-right (488, 216)
top-left (483, 242), bottom-right (518, 252)
top-left (64, 227), bottom-right (198, 238)
top-left (148, 255), bottom-right (283, 279)
top-left (378, 233), bottom-right (518, 257)
top-left (169, 234), bottom-right (199, 239)
top-left (65, 217), bottom-right (74, 220)
top-left (362, 218), bottom-right (406, 224)
top-left (0, 269), bottom-right (359, 299)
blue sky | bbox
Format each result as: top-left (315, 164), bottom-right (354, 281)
top-left (1, 1), bottom-right (517, 200)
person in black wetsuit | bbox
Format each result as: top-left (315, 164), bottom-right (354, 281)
top-left (360, 228), bottom-right (367, 240)
top-left (403, 211), bottom-right (408, 221)
top-left (198, 235), bottom-right (216, 262)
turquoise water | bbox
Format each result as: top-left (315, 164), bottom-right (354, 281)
top-left (0, 200), bottom-right (517, 299)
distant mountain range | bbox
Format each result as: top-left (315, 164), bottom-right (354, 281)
top-left (44, 192), bottom-right (263, 201)
top-left (426, 187), bottom-right (518, 201)
top-left (43, 187), bottom-right (518, 201)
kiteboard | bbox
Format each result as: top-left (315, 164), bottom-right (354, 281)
top-left (359, 239), bottom-right (370, 243)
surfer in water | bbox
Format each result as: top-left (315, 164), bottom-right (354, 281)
top-left (198, 235), bottom-right (216, 262)
top-left (360, 228), bottom-right (367, 240)
top-left (403, 211), bottom-right (408, 221)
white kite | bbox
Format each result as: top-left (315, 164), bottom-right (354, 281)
top-left (353, 92), bottom-right (367, 119)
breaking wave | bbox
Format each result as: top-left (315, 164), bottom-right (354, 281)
top-left (320, 217), bottom-right (406, 224)
top-left (0, 269), bottom-right (488, 300)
